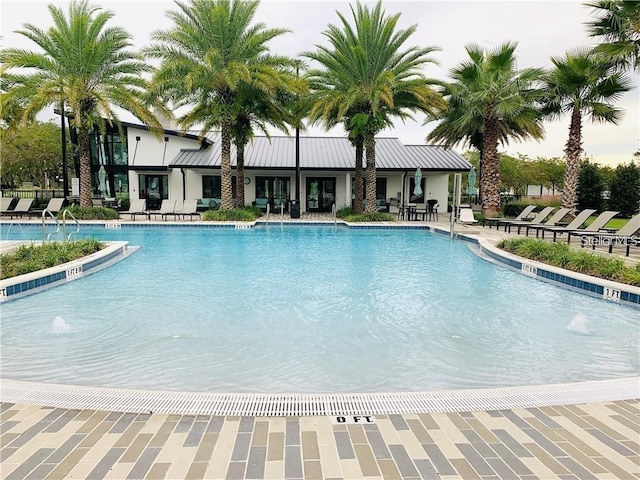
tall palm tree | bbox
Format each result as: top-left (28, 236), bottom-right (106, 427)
top-left (585, 0), bottom-right (640, 70)
top-left (430, 43), bottom-right (545, 216)
top-left (145, 0), bottom-right (295, 210)
top-left (305, 1), bottom-right (444, 213)
top-left (0, 0), bottom-right (164, 207)
top-left (230, 83), bottom-right (296, 208)
top-left (426, 83), bottom-right (544, 205)
top-left (543, 50), bottom-right (631, 212)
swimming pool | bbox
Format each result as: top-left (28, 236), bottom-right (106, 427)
top-left (1, 224), bottom-right (638, 393)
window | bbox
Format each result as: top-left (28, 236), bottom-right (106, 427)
top-left (255, 176), bottom-right (290, 200)
top-left (202, 175), bottom-right (236, 199)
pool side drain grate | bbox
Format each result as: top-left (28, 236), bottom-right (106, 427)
top-left (1, 378), bottom-right (638, 416)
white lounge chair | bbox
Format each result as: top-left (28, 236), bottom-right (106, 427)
top-left (458, 207), bottom-right (478, 224)
top-left (148, 199), bottom-right (177, 220)
top-left (121, 199), bottom-right (148, 221)
top-left (178, 199), bottom-right (201, 220)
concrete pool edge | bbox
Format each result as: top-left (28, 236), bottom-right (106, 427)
top-left (435, 227), bottom-right (640, 309)
top-left (1, 377), bottom-right (638, 416)
top-left (0, 241), bottom-right (132, 302)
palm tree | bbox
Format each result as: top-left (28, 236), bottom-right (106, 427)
top-left (230, 83), bottom-right (296, 208)
top-left (542, 50), bottom-right (631, 212)
top-left (426, 83), bottom-right (544, 205)
top-left (0, 0), bottom-right (164, 207)
top-left (305, 1), bottom-right (444, 213)
top-left (428, 43), bottom-right (545, 216)
top-left (145, 0), bottom-right (295, 210)
top-left (585, 0), bottom-right (640, 70)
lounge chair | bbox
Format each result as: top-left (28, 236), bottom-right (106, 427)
top-left (524, 208), bottom-right (571, 237)
top-left (576, 213), bottom-right (639, 256)
top-left (458, 207), bottom-right (478, 224)
top-left (8, 198), bottom-right (34, 219)
top-left (121, 199), bottom-right (148, 221)
top-left (483, 205), bottom-right (536, 229)
top-left (531, 209), bottom-right (596, 240)
top-left (564, 210), bottom-right (620, 244)
top-left (148, 199), bottom-right (176, 220)
top-left (178, 199), bottom-right (201, 220)
top-left (0, 197), bottom-right (15, 216)
top-left (29, 197), bottom-right (66, 218)
top-left (500, 206), bottom-right (556, 234)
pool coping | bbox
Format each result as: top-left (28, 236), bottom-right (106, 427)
top-left (0, 240), bottom-right (132, 303)
top-left (441, 229), bottom-right (640, 310)
top-left (1, 377), bottom-right (638, 416)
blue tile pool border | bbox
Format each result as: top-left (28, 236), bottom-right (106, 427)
top-left (0, 241), bottom-right (131, 303)
top-left (456, 233), bottom-right (640, 310)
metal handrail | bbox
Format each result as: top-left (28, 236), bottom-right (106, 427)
top-left (265, 203), bottom-right (270, 225)
top-left (332, 203), bottom-right (337, 226)
top-left (41, 208), bottom-right (60, 242)
top-left (62, 209), bottom-right (80, 241)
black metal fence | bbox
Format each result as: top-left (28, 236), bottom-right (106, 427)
top-left (1, 189), bottom-right (65, 201)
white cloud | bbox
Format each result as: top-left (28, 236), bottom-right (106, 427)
top-left (2, 0), bottom-right (638, 166)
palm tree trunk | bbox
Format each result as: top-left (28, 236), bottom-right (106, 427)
top-left (78, 128), bottom-right (92, 208)
top-left (236, 143), bottom-right (245, 208)
top-left (354, 141), bottom-right (364, 214)
top-left (561, 107), bottom-right (582, 214)
top-left (481, 117), bottom-right (501, 217)
top-left (364, 134), bottom-right (377, 214)
top-left (220, 119), bottom-right (233, 210)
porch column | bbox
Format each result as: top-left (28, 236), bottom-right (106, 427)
top-left (345, 172), bottom-right (352, 209)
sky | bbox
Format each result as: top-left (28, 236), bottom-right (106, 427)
top-left (2, 0), bottom-right (639, 166)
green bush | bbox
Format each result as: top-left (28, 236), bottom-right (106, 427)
top-left (344, 212), bottom-right (396, 222)
top-left (500, 199), bottom-right (560, 218)
top-left (56, 206), bottom-right (119, 220)
top-left (0, 238), bottom-right (105, 280)
top-left (336, 206), bottom-right (353, 218)
top-left (497, 237), bottom-right (640, 286)
top-left (202, 208), bottom-right (260, 221)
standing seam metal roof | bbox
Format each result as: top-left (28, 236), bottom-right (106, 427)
top-left (168, 136), bottom-right (471, 171)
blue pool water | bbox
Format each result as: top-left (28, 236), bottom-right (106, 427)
top-left (1, 224), bottom-right (638, 393)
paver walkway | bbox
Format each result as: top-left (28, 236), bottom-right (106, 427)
top-left (1, 400), bottom-right (638, 480)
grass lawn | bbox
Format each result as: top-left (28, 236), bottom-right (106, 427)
top-left (585, 216), bottom-right (629, 230)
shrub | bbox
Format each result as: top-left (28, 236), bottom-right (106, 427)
top-left (344, 212), bottom-right (396, 222)
top-left (202, 208), bottom-right (260, 221)
top-left (336, 206), bottom-right (353, 218)
top-left (608, 163), bottom-right (640, 217)
top-left (0, 238), bottom-right (104, 280)
top-left (497, 237), bottom-right (639, 286)
top-left (56, 206), bottom-right (119, 220)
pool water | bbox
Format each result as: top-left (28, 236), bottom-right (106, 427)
top-left (1, 224), bottom-right (638, 393)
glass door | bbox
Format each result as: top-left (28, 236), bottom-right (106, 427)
top-left (306, 177), bottom-right (336, 212)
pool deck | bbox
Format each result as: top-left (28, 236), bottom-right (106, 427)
top-left (1, 214), bottom-right (639, 479)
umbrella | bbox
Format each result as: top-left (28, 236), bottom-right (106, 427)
top-left (467, 166), bottom-right (476, 195)
top-left (413, 168), bottom-right (423, 197)
top-left (98, 165), bottom-right (109, 197)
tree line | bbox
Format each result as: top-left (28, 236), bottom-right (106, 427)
top-left (1, 0), bottom-right (638, 216)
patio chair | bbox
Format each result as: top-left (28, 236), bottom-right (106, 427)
top-left (121, 198), bottom-right (148, 221)
top-left (458, 207), bottom-right (478, 224)
top-left (531, 209), bottom-right (596, 240)
top-left (178, 199), bottom-right (201, 220)
top-left (8, 198), bottom-right (34, 219)
top-left (28, 197), bottom-right (65, 218)
top-left (483, 204), bottom-right (536, 229)
top-left (574, 213), bottom-right (640, 256)
top-left (426, 199), bottom-right (439, 221)
top-left (564, 210), bottom-right (620, 244)
top-left (523, 208), bottom-right (571, 237)
top-left (0, 197), bottom-right (15, 216)
top-left (500, 206), bottom-right (556, 234)
top-left (148, 199), bottom-right (177, 220)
